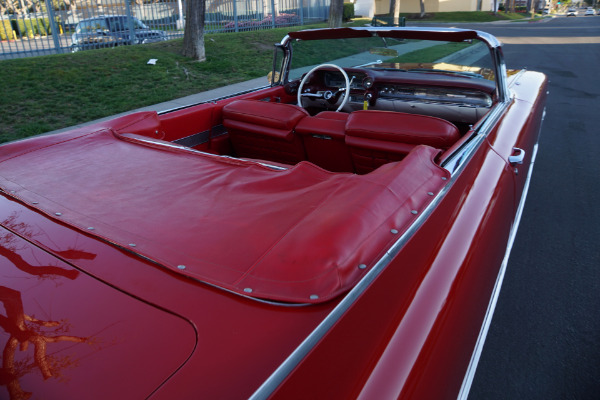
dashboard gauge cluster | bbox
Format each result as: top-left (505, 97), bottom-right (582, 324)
top-left (323, 71), bottom-right (367, 90)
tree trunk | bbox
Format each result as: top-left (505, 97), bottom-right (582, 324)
top-left (182, 0), bottom-right (206, 61)
top-left (328, 0), bottom-right (343, 28)
top-left (529, 0), bottom-right (535, 16)
top-left (390, 0), bottom-right (400, 25)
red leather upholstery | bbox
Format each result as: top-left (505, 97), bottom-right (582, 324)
top-left (296, 112), bottom-right (353, 172)
top-left (222, 100), bottom-right (309, 164)
top-left (345, 110), bottom-right (460, 174)
top-left (346, 110), bottom-right (460, 146)
top-left (296, 114), bottom-right (347, 141)
top-left (315, 111), bottom-right (351, 121)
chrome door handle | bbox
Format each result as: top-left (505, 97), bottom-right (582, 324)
top-left (508, 147), bottom-right (525, 165)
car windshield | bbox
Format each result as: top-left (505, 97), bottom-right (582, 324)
top-left (76, 19), bottom-right (108, 33)
top-left (288, 35), bottom-right (496, 82)
top-left (76, 17), bottom-right (148, 33)
top-left (108, 17), bottom-right (148, 31)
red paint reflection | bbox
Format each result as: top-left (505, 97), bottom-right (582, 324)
top-left (0, 221), bottom-right (92, 400)
top-left (0, 286), bottom-right (88, 400)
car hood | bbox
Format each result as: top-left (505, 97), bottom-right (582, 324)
top-left (0, 225), bottom-right (196, 399)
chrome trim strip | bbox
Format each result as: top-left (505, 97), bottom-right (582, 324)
top-left (457, 141), bottom-right (540, 400)
top-left (442, 99), bottom-right (511, 173)
top-left (121, 135), bottom-right (288, 171)
top-left (493, 48), bottom-right (510, 103)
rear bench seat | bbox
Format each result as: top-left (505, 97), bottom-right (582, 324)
top-left (222, 100), bottom-right (309, 165)
top-left (345, 110), bottom-right (460, 174)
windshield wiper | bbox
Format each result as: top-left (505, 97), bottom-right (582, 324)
top-left (355, 59), bottom-right (383, 68)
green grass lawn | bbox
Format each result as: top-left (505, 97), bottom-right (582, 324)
top-left (0, 12), bottom-right (528, 143)
top-left (0, 26), bottom-right (303, 143)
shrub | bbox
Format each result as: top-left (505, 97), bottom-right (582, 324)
top-left (42, 17), bottom-right (62, 35)
top-left (5, 17), bottom-right (60, 39)
top-left (13, 19), bottom-right (37, 37)
top-left (35, 19), bottom-right (48, 36)
top-left (0, 19), bottom-right (13, 40)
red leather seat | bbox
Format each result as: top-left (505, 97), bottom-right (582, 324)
top-left (345, 111), bottom-right (460, 174)
top-left (296, 112), bottom-right (354, 173)
top-left (222, 100), bottom-right (309, 165)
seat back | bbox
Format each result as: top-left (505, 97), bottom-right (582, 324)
top-left (222, 100), bottom-right (309, 164)
top-left (296, 112), bottom-right (354, 172)
top-left (345, 110), bottom-right (460, 174)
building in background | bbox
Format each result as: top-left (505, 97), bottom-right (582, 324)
top-left (353, 0), bottom-right (495, 19)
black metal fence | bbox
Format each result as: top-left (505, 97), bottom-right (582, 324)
top-left (0, 0), bottom-right (330, 59)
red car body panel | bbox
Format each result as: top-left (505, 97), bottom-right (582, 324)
top-left (0, 195), bottom-right (337, 398)
top-left (0, 28), bottom-right (547, 399)
top-left (0, 225), bottom-right (197, 399)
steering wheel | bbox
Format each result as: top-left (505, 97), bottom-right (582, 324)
top-left (297, 64), bottom-right (350, 112)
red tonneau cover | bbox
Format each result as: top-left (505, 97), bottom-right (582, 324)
top-left (0, 128), bottom-right (448, 303)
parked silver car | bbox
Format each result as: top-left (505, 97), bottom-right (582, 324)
top-left (71, 15), bottom-right (167, 52)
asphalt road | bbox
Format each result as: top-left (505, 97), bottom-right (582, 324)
top-left (433, 16), bottom-right (600, 400)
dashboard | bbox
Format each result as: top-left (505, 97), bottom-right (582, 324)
top-left (301, 68), bottom-right (496, 125)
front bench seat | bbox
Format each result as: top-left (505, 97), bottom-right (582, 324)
top-left (222, 100), bottom-right (309, 165)
top-left (345, 110), bottom-right (460, 174)
top-left (296, 111), bottom-right (354, 173)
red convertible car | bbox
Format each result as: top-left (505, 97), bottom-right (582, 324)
top-left (0, 27), bottom-right (546, 399)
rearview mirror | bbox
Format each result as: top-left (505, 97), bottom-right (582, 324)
top-left (369, 48), bottom-right (398, 57)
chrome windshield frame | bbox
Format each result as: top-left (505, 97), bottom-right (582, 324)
top-left (278, 27), bottom-right (509, 104)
